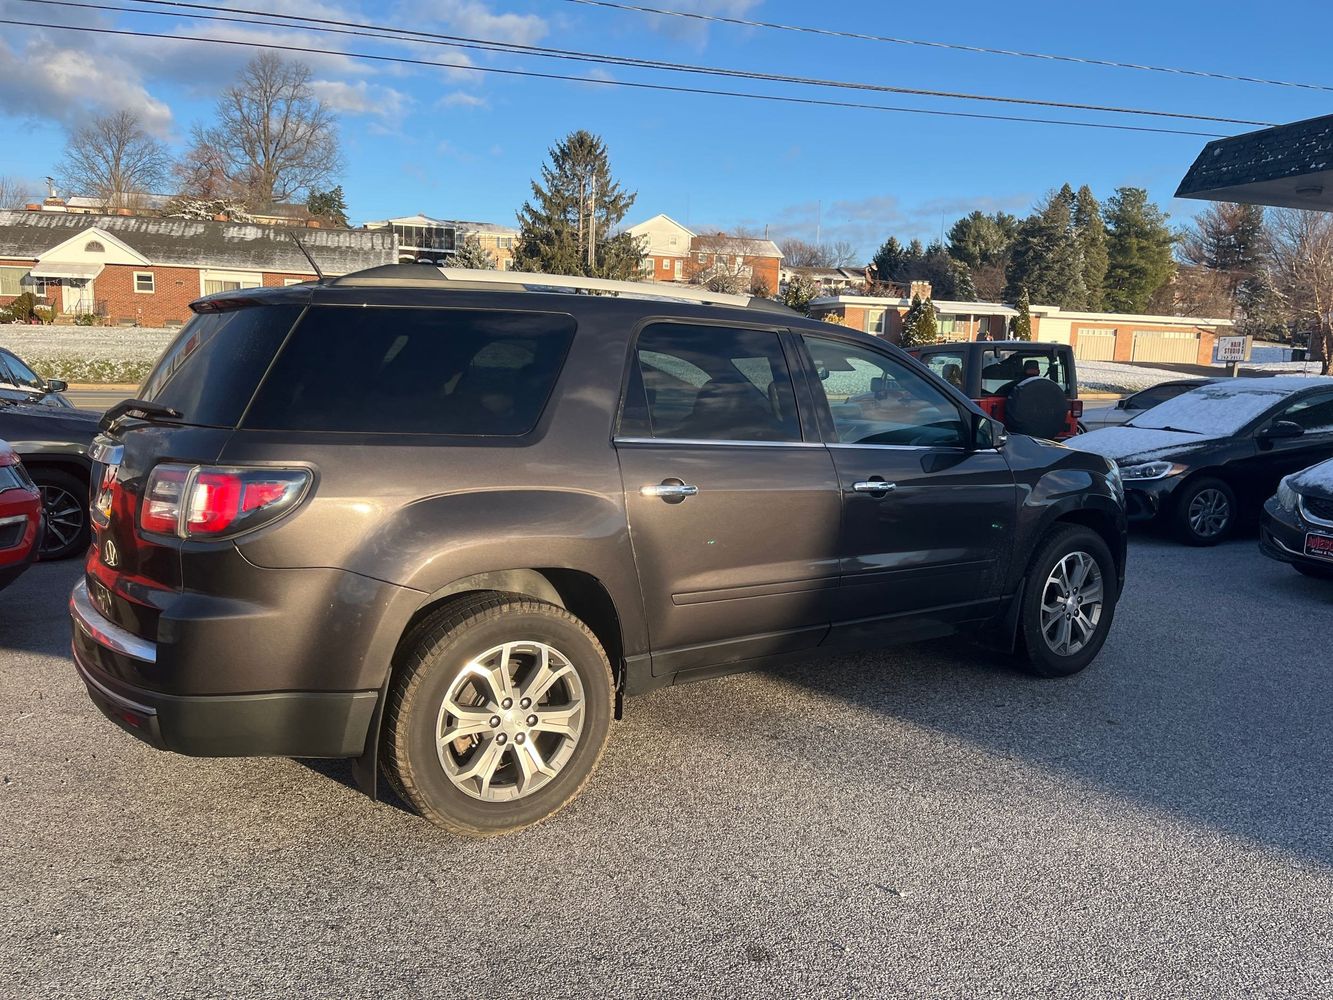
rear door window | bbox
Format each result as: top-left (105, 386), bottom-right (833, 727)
top-left (141, 305), bottom-right (303, 427)
top-left (979, 348), bottom-right (1072, 396)
top-left (243, 306), bottom-right (576, 435)
top-left (619, 324), bottom-right (801, 442)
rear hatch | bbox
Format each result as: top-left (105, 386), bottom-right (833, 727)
top-left (86, 302), bottom-right (304, 640)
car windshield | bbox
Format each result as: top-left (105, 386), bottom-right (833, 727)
top-left (978, 348), bottom-right (1072, 396)
top-left (1128, 381), bottom-right (1298, 435)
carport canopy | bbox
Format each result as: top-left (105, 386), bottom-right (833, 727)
top-left (1176, 113), bottom-right (1333, 210)
top-left (28, 261), bottom-right (105, 280)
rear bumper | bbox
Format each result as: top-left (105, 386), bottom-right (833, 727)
top-left (70, 579), bottom-right (377, 757)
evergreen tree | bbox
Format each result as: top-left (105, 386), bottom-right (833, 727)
top-left (1179, 202), bottom-right (1268, 318)
top-left (1073, 185), bottom-right (1108, 310)
top-left (782, 273), bottom-right (818, 315)
top-left (899, 293), bottom-right (936, 347)
top-left (452, 232), bottom-right (497, 269)
top-left (1104, 187), bottom-right (1176, 313)
top-left (306, 185), bottom-right (349, 227)
top-left (1004, 186), bottom-right (1086, 309)
top-left (514, 130), bottom-right (640, 279)
top-left (871, 236), bottom-right (909, 283)
top-left (947, 210), bottom-right (1017, 300)
top-left (1009, 287), bottom-right (1033, 340)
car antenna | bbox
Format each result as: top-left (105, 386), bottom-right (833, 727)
top-left (287, 231), bottom-right (325, 282)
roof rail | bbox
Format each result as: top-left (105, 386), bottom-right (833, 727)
top-left (329, 264), bottom-right (794, 314)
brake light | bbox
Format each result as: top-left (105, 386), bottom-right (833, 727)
top-left (139, 464), bottom-right (310, 538)
top-left (1069, 399), bottom-right (1085, 417)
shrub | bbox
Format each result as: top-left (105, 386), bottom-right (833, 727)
top-left (7, 291), bottom-right (38, 323)
top-left (27, 357), bottom-right (154, 385)
top-left (72, 313), bottom-right (99, 327)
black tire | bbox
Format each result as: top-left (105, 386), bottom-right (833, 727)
top-left (1294, 562), bottom-right (1333, 581)
top-left (382, 592), bottom-right (614, 836)
top-left (31, 468), bottom-right (89, 560)
top-left (1016, 525), bottom-right (1118, 678)
top-left (1172, 476), bottom-right (1236, 547)
top-left (1004, 377), bottom-right (1069, 439)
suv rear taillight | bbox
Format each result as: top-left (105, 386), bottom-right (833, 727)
top-left (139, 464), bottom-right (311, 539)
top-left (1069, 400), bottom-right (1085, 417)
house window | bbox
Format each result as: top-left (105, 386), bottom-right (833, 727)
top-left (283, 278), bottom-right (306, 286)
top-left (84, 240), bottom-right (105, 253)
top-left (668, 235), bottom-right (678, 248)
top-left (133, 271), bottom-right (155, 293)
top-left (661, 259), bottom-right (671, 271)
top-left (0, 266), bottom-right (27, 296)
top-left (201, 271), bottom-right (261, 295)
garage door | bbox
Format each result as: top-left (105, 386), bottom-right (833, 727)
top-left (1131, 330), bottom-right (1200, 364)
top-left (1074, 329), bottom-right (1116, 361)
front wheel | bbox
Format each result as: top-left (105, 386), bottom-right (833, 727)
top-left (1017, 525), bottom-right (1118, 678)
top-left (382, 593), bottom-right (614, 836)
top-left (1172, 477), bottom-right (1235, 546)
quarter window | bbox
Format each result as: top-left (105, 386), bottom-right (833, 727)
top-left (803, 335), bottom-right (967, 447)
top-left (620, 324), bottom-right (801, 442)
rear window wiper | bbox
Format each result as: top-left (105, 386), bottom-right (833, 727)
top-left (99, 398), bottom-right (184, 432)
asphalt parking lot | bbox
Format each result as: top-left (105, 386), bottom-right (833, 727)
top-left (2, 534), bottom-right (1331, 999)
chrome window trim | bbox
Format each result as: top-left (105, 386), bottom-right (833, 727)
top-left (826, 442), bottom-right (967, 453)
top-left (613, 436), bottom-right (822, 448)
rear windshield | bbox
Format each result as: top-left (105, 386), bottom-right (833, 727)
top-left (242, 306), bottom-right (576, 435)
top-left (141, 306), bottom-right (302, 427)
top-left (979, 347), bottom-right (1073, 396)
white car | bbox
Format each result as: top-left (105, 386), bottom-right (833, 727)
top-left (1082, 379), bottom-right (1216, 432)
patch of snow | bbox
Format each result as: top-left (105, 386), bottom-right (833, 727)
top-left (1076, 360), bottom-right (1189, 394)
top-left (1066, 426), bottom-right (1217, 463)
top-left (1291, 458), bottom-right (1333, 497)
top-left (0, 326), bottom-right (175, 364)
top-left (1128, 377), bottom-right (1333, 435)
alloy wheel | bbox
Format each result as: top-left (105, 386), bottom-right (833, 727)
top-left (1187, 488), bottom-right (1230, 538)
top-left (436, 640), bottom-right (586, 802)
top-left (1039, 550), bottom-right (1105, 657)
top-left (39, 484), bottom-right (85, 557)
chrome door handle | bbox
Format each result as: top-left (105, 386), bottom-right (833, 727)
top-left (641, 482), bottom-right (699, 501)
top-left (852, 480), bottom-right (897, 494)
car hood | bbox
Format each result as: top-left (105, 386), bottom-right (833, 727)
top-left (1290, 458), bottom-right (1333, 501)
top-left (1066, 425), bottom-right (1222, 464)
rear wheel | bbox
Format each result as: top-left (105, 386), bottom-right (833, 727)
top-left (31, 468), bottom-right (89, 560)
top-left (1017, 525), bottom-right (1118, 678)
top-left (1172, 477), bottom-right (1235, 546)
top-left (382, 593), bottom-right (614, 836)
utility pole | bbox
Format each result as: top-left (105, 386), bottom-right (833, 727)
top-left (588, 173), bottom-right (597, 270)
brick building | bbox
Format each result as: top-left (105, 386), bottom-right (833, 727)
top-left (809, 287), bottom-right (1232, 365)
top-left (625, 214), bottom-right (785, 294)
top-left (0, 209), bottom-right (397, 326)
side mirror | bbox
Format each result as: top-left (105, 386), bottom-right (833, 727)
top-left (1114, 398), bottom-right (1128, 410)
top-left (972, 412), bottom-right (1007, 450)
top-left (1258, 419), bottom-right (1304, 441)
top-left (45, 378), bottom-right (68, 393)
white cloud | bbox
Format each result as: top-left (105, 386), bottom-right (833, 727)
top-left (422, 0), bottom-right (548, 46)
top-left (310, 79), bottom-right (411, 118)
top-left (436, 90), bottom-right (488, 109)
top-left (627, 0), bottom-right (764, 46)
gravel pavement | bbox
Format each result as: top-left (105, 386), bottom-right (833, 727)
top-left (2, 536), bottom-right (1331, 998)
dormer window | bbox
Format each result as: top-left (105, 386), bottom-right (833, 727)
top-left (84, 240), bottom-right (105, 253)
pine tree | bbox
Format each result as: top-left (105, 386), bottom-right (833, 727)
top-left (1104, 187), bottom-right (1176, 313)
top-left (871, 236), bottom-right (909, 283)
top-left (1073, 185), bottom-right (1108, 310)
top-left (306, 185), bottom-right (349, 227)
top-left (514, 130), bottom-right (640, 279)
top-left (782, 273), bottom-right (818, 315)
top-left (1004, 186), bottom-right (1086, 309)
top-left (1009, 288), bottom-right (1033, 340)
top-left (899, 293), bottom-right (936, 347)
top-left (453, 232), bottom-right (497, 269)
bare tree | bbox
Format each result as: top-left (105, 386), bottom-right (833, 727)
top-left (777, 237), bottom-right (860, 268)
top-left (0, 176), bottom-right (30, 209)
top-left (688, 234), bottom-right (775, 296)
top-left (1267, 209), bottom-right (1333, 373)
top-left (56, 111), bottom-right (172, 211)
top-left (192, 52), bottom-right (342, 210)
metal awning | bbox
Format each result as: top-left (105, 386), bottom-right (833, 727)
top-left (28, 262), bottom-right (105, 280)
top-left (1176, 113), bottom-right (1333, 210)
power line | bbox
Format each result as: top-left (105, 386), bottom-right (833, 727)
top-left (562, 0), bottom-right (1333, 94)
top-left (0, 17), bottom-right (1233, 138)
top-left (15, 0), bottom-right (1271, 127)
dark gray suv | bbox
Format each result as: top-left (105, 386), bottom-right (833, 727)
top-left (70, 266), bottom-right (1127, 835)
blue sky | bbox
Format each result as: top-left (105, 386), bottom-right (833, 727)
top-left (1, 0), bottom-right (1330, 257)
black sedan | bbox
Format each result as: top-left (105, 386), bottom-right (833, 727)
top-left (1069, 377), bottom-right (1333, 545)
top-left (1261, 458), bottom-right (1333, 579)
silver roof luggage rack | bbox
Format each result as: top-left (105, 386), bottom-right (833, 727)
top-left (330, 265), bottom-right (793, 313)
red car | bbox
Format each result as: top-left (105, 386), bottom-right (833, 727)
top-left (0, 440), bottom-right (42, 591)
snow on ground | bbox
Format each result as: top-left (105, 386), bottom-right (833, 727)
top-left (1077, 361), bottom-right (1191, 393)
top-left (0, 325), bottom-right (175, 364)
